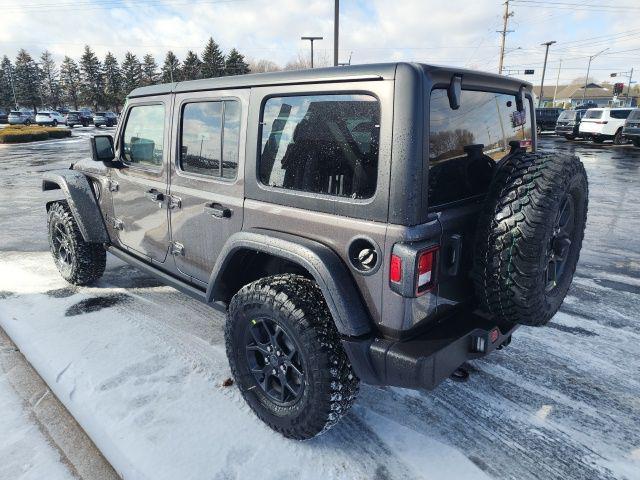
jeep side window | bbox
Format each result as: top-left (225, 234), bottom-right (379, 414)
top-left (122, 104), bottom-right (165, 168)
top-left (428, 89), bottom-right (532, 207)
top-left (180, 100), bottom-right (240, 179)
top-left (259, 94), bottom-right (380, 199)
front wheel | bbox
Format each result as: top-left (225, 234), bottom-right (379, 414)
top-left (593, 137), bottom-right (604, 144)
top-left (564, 135), bottom-right (575, 140)
top-left (52, 120), bottom-right (58, 127)
top-left (225, 274), bottom-right (359, 440)
top-left (633, 138), bottom-right (640, 148)
top-left (48, 202), bottom-right (106, 285)
top-left (24, 120), bottom-right (31, 126)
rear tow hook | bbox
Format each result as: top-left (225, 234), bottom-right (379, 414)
top-left (450, 367), bottom-right (470, 382)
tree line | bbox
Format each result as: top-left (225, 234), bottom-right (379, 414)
top-left (0, 37), bottom-right (250, 113)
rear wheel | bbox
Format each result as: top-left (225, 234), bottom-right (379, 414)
top-left (24, 120), bottom-right (31, 126)
top-left (593, 137), bottom-right (604, 144)
top-left (48, 202), bottom-right (106, 285)
top-left (564, 134), bottom-right (575, 140)
top-left (473, 151), bottom-right (588, 327)
top-left (225, 274), bottom-right (359, 440)
top-left (633, 138), bottom-right (640, 147)
top-left (53, 120), bottom-right (58, 127)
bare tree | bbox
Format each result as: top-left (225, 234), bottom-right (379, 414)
top-left (284, 50), bottom-right (330, 71)
top-left (248, 58), bottom-right (281, 73)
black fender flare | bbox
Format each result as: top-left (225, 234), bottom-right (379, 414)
top-left (42, 170), bottom-right (110, 244)
top-left (207, 229), bottom-right (372, 338)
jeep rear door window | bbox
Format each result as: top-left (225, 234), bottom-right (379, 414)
top-left (259, 94), bottom-right (380, 199)
top-left (428, 88), bottom-right (532, 207)
top-left (122, 104), bottom-right (165, 168)
top-left (180, 100), bottom-right (240, 179)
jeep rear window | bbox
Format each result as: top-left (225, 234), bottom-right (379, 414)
top-left (180, 100), bottom-right (240, 179)
top-left (259, 94), bottom-right (380, 199)
top-left (428, 89), bottom-right (532, 207)
top-left (122, 104), bottom-right (165, 168)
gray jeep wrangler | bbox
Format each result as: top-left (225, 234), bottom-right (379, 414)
top-left (43, 63), bottom-right (588, 439)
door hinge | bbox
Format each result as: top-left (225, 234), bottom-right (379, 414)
top-left (108, 180), bottom-right (119, 192)
top-left (170, 242), bottom-right (184, 256)
top-left (168, 195), bottom-right (182, 210)
top-left (111, 217), bottom-right (124, 231)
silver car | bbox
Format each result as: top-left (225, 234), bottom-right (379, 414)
top-left (8, 110), bottom-right (35, 125)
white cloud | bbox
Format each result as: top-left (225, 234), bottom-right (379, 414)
top-left (0, 0), bottom-right (638, 86)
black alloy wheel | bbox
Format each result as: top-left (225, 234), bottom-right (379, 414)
top-left (545, 193), bottom-right (575, 293)
top-left (244, 317), bottom-right (305, 406)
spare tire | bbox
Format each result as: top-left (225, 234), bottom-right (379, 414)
top-left (473, 151), bottom-right (588, 326)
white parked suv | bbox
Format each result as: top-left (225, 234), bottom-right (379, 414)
top-left (35, 111), bottom-right (66, 126)
top-left (579, 107), bottom-right (633, 144)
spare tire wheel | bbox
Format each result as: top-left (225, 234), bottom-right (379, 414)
top-left (473, 151), bottom-right (588, 327)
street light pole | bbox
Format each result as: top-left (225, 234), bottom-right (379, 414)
top-left (301, 36), bottom-right (323, 68)
top-left (582, 48), bottom-right (609, 104)
top-left (538, 40), bottom-right (556, 107)
top-left (334, 0), bottom-right (339, 67)
top-left (626, 68), bottom-right (634, 107)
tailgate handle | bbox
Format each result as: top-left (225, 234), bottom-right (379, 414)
top-left (204, 203), bottom-right (231, 218)
top-left (446, 234), bottom-right (463, 276)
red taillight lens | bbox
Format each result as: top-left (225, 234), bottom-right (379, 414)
top-left (390, 254), bottom-right (402, 283)
top-left (416, 247), bottom-right (438, 294)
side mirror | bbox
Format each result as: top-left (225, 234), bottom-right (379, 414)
top-left (448, 75), bottom-right (463, 110)
top-left (91, 135), bottom-right (115, 162)
top-left (516, 85), bottom-right (526, 112)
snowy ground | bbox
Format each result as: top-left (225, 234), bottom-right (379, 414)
top-left (0, 133), bottom-right (639, 480)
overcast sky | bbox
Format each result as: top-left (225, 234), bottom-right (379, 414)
top-left (1, 0), bottom-right (639, 87)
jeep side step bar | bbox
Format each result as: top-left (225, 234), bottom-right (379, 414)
top-left (341, 310), bottom-right (518, 390)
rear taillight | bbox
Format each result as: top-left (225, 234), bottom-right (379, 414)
top-left (390, 254), bottom-right (402, 283)
top-left (389, 243), bottom-right (439, 297)
top-left (416, 247), bottom-right (438, 295)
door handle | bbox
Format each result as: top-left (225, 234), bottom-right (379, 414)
top-left (146, 189), bottom-right (164, 202)
top-left (204, 203), bottom-right (231, 218)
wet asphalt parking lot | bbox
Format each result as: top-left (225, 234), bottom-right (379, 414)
top-left (0, 127), bottom-right (639, 480)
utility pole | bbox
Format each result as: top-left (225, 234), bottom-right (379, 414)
top-left (626, 68), bottom-right (634, 107)
top-left (301, 36), bottom-right (323, 68)
top-left (7, 63), bottom-right (18, 109)
top-left (582, 48), bottom-right (608, 104)
top-left (553, 59), bottom-right (562, 106)
top-left (497, 0), bottom-right (514, 75)
top-left (334, 0), bottom-right (339, 67)
top-left (538, 40), bottom-right (556, 107)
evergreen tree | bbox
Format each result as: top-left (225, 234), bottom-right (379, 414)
top-left (224, 48), bottom-right (250, 76)
top-left (161, 51), bottom-right (180, 83)
top-left (181, 51), bottom-right (202, 81)
top-left (103, 52), bottom-right (122, 111)
top-left (201, 37), bottom-right (225, 78)
top-left (14, 49), bottom-right (41, 111)
top-left (121, 51), bottom-right (142, 95)
top-left (60, 56), bottom-right (81, 110)
top-left (0, 56), bottom-right (16, 111)
top-left (79, 45), bottom-right (104, 110)
top-left (141, 53), bottom-right (159, 86)
top-left (39, 50), bottom-right (61, 109)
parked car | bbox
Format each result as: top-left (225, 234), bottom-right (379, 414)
top-left (93, 111), bottom-right (118, 127)
top-left (579, 107), bottom-right (633, 144)
top-left (0, 109), bottom-right (8, 124)
top-left (555, 109), bottom-right (587, 140)
top-left (42, 63), bottom-right (587, 440)
top-left (535, 107), bottom-right (563, 134)
top-left (623, 108), bottom-right (640, 147)
top-left (8, 110), bottom-right (35, 125)
top-left (66, 110), bottom-right (93, 127)
top-left (36, 110), bottom-right (66, 126)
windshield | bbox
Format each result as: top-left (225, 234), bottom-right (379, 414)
top-left (558, 110), bottom-right (577, 120)
top-left (628, 109), bottom-right (640, 120)
top-left (585, 110), bottom-right (603, 119)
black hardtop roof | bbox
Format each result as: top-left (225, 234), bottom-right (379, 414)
top-left (128, 62), bottom-right (532, 99)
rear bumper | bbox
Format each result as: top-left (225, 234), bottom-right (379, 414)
top-left (342, 310), bottom-right (517, 390)
top-left (555, 125), bottom-right (577, 136)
